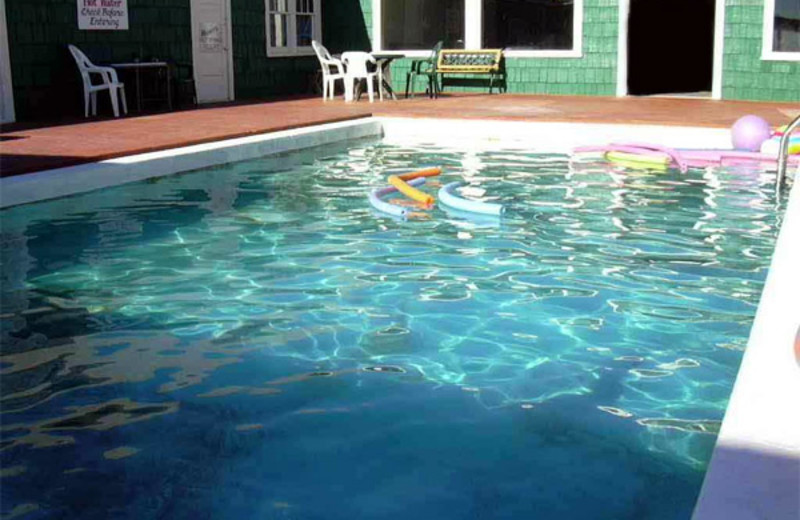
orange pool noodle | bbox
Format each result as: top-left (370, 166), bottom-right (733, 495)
top-left (397, 167), bottom-right (442, 181)
top-left (388, 175), bottom-right (435, 205)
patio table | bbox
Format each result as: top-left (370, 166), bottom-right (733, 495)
top-left (370, 52), bottom-right (406, 101)
top-left (110, 61), bottom-right (172, 113)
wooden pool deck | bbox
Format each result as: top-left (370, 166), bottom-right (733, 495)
top-left (1, 94), bottom-right (798, 177)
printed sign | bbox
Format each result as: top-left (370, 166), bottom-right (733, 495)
top-left (77, 0), bottom-right (129, 31)
top-left (199, 23), bottom-right (223, 52)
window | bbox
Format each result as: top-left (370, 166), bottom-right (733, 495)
top-left (266, 0), bottom-right (321, 57)
top-left (483, 0), bottom-right (574, 51)
top-left (373, 0), bottom-right (582, 58)
top-left (381, 0), bottom-right (465, 50)
top-left (763, 0), bottom-right (800, 60)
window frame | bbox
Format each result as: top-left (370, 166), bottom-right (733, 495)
top-left (372, 0), bottom-right (583, 59)
top-left (762, 0), bottom-right (800, 61)
top-left (265, 0), bottom-right (322, 58)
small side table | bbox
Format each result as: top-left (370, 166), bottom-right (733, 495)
top-left (110, 62), bottom-right (172, 112)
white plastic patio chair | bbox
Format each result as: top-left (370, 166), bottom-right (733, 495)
top-left (68, 45), bottom-right (128, 118)
top-left (311, 40), bottom-right (345, 101)
top-left (341, 51), bottom-right (383, 103)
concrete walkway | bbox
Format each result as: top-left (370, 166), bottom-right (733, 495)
top-left (2, 94), bottom-right (798, 177)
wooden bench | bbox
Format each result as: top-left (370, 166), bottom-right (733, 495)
top-left (436, 49), bottom-right (505, 94)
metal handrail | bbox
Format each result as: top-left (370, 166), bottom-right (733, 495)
top-left (776, 113), bottom-right (800, 197)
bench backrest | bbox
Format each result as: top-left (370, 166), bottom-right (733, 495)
top-left (436, 49), bottom-right (503, 73)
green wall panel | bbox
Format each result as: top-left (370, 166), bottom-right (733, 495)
top-left (383, 0), bottom-right (618, 97)
top-left (233, 0), bottom-right (371, 99)
top-left (7, 0), bottom-right (795, 121)
top-left (320, 0), bottom-right (371, 54)
top-left (6, 0), bottom-right (192, 120)
top-left (232, 0), bottom-right (311, 99)
top-left (722, 0), bottom-right (800, 101)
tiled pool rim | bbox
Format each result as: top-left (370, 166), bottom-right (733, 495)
top-left (1, 117), bottom-right (797, 519)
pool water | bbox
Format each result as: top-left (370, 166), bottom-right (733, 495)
top-left (0, 138), bottom-right (784, 519)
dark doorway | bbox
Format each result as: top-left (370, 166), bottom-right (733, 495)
top-left (628, 0), bottom-right (716, 96)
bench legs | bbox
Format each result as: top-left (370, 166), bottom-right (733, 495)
top-left (439, 73), bottom-right (505, 95)
top-left (431, 74), bottom-right (440, 98)
top-left (405, 71), bottom-right (414, 99)
top-left (405, 71), bottom-right (440, 99)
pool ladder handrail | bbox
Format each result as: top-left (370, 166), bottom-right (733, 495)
top-left (776, 113), bottom-right (800, 197)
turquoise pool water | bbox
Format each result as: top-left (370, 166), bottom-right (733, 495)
top-left (0, 138), bottom-right (784, 519)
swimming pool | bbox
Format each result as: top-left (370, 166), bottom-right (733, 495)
top-left (0, 134), bottom-right (787, 519)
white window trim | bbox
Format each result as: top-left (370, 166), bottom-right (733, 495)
top-left (265, 0), bottom-right (321, 58)
top-left (711, 0), bottom-right (725, 98)
top-left (616, 0), bottom-right (726, 99)
top-left (372, 0), bottom-right (583, 58)
top-left (762, 0), bottom-right (800, 61)
top-left (616, 0), bottom-right (629, 97)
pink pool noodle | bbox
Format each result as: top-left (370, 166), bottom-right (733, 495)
top-left (680, 149), bottom-right (800, 167)
top-left (575, 142), bottom-right (799, 170)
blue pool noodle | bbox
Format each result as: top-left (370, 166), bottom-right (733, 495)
top-left (369, 177), bottom-right (426, 218)
top-left (438, 182), bottom-right (504, 216)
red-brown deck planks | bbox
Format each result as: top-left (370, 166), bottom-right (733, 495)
top-left (1, 94), bottom-right (798, 178)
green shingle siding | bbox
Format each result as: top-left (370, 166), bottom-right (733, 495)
top-left (389, 0), bottom-right (618, 97)
top-left (320, 0), bottom-right (371, 54)
top-left (234, 0), bottom-right (373, 99)
top-left (5, 0), bottom-right (798, 122)
top-left (722, 0), bottom-right (800, 101)
top-left (231, 0), bottom-right (317, 99)
top-left (6, 0), bottom-right (192, 120)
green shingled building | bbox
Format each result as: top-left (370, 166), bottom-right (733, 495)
top-left (0, 0), bottom-right (797, 123)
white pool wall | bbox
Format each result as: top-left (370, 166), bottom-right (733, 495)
top-left (378, 116), bottom-right (734, 152)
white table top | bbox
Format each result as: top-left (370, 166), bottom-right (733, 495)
top-left (371, 52), bottom-right (407, 60)
top-left (110, 61), bottom-right (169, 69)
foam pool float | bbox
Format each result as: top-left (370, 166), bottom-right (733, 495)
top-left (369, 177), bottom-right (426, 218)
top-left (574, 142), bottom-right (800, 170)
top-left (761, 135), bottom-right (800, 156)
top-left (605, 151), bottom-right (670, 170)
top-left (387, 167), bottom-right (441, 206)
top-left (397, 167), bottom-right (442, 181)
top-left (388, 175), bottom-right (434, 205)
top-left (574, 143), bottom-right (688, 173)
top-left (438, 182), bottom-right (504, 216)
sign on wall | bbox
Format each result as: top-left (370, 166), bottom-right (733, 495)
top-left (77, 0), bottom-right (129, 30)
top-left (199, 23), bottom-right (223, 52)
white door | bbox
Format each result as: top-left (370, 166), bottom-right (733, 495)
top-left (0, 0), bottom-right (15, 123)
top-left (191, 0), bottom-right (234, 104)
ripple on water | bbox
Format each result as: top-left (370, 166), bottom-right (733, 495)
top-left (637, 418), bottom-right (722, 435)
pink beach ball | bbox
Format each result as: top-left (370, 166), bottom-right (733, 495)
top-left (731, 115), bottom-right (772, 152)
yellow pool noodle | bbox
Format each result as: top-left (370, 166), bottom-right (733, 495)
top-left (605, 151), bottom-right (670, 170)
top-left (388, 175), bottom-right (435, 205)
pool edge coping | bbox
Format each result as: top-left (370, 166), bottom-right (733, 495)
top-left (0, 117), bottom-right (384, 209)
top-left (691, 165), bottom-right (800, 518)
